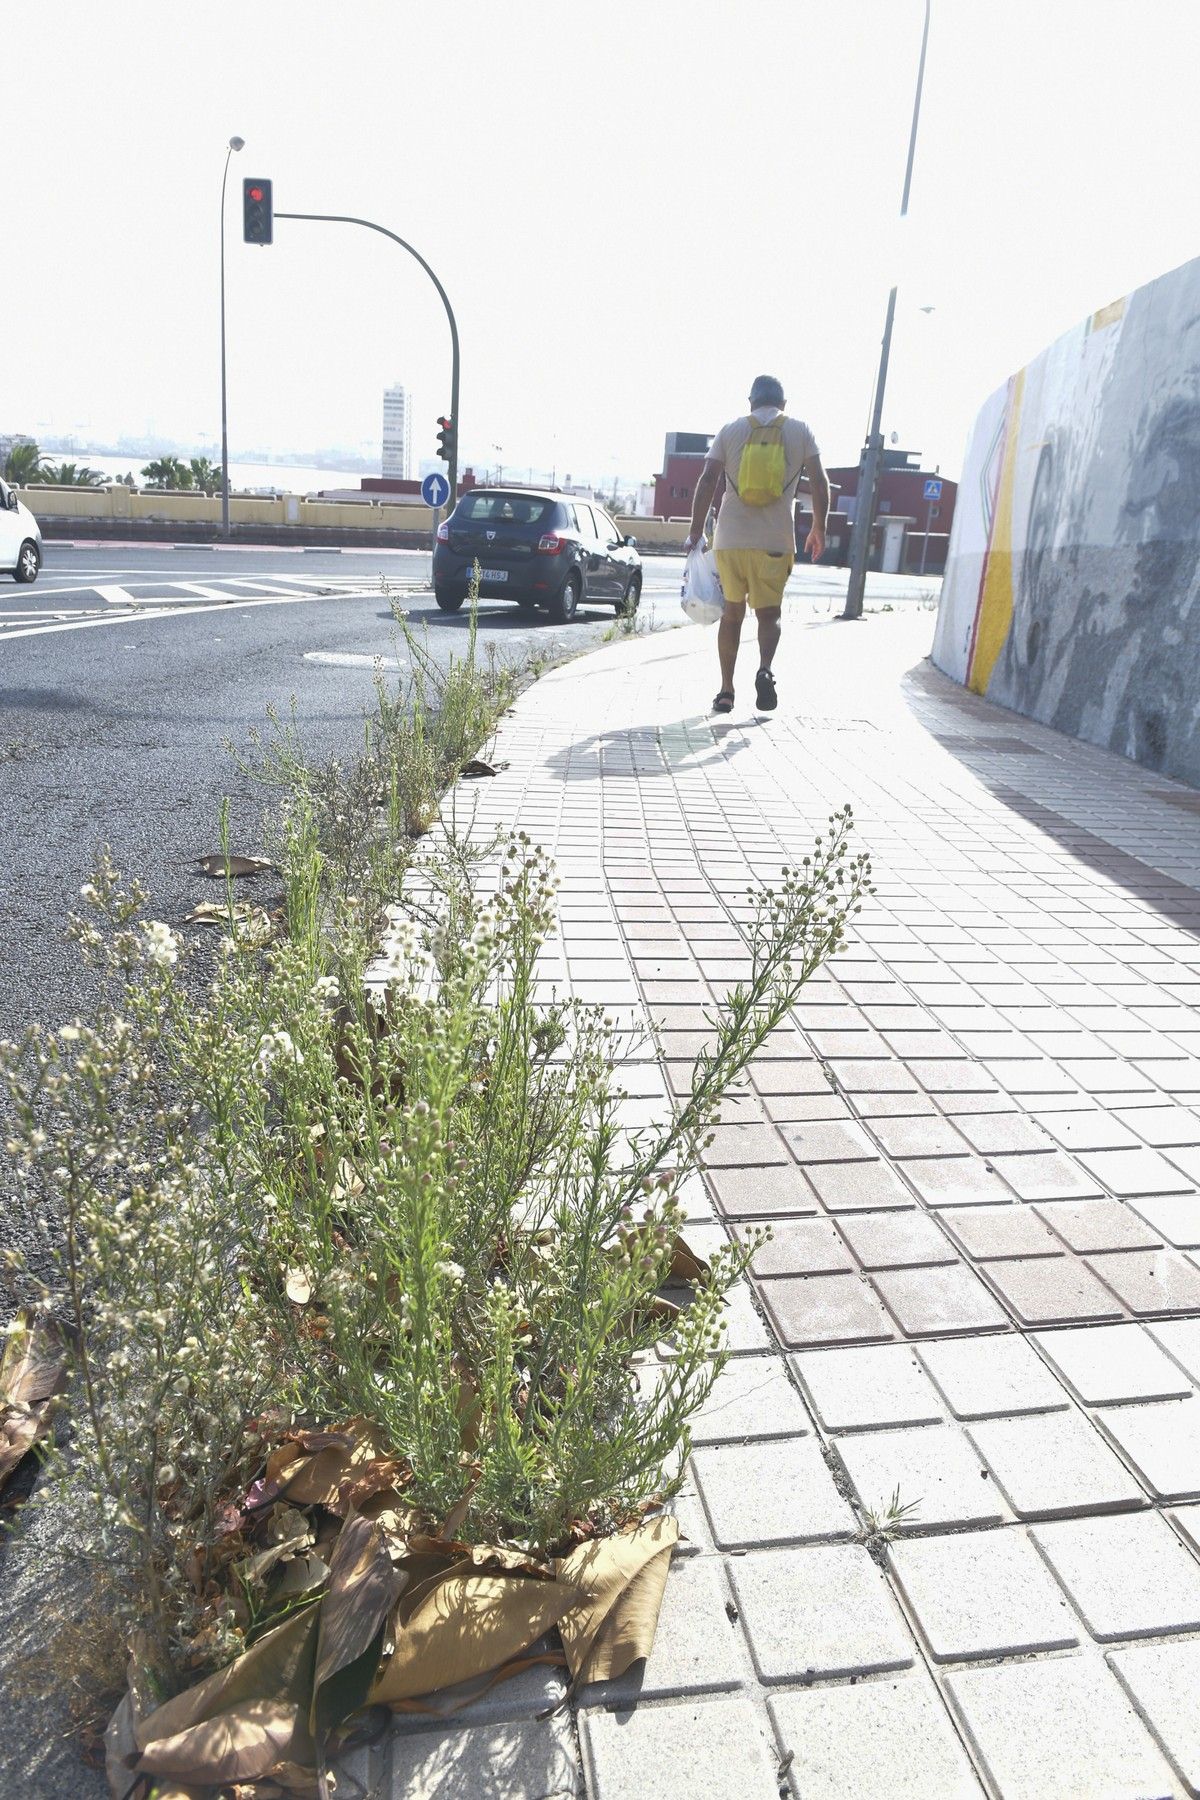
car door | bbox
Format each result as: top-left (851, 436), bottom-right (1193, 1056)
top-left (575, 506), bottom-right (606, 600)
top-left (593, 505), bottom-right (628, 597)
top-left (0, 482), bottom-right (18, 572)
top-left (581, 505), bottom-right (618, 599)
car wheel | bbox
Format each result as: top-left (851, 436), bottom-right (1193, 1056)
top-left (548, 571), bottom-right (580, 624)
top-left (617, 574), bottom-right (641, 615)
top-left (434, 585), bottom-right (465, 613)
top-left (14, 540), bottom-right (40, 584)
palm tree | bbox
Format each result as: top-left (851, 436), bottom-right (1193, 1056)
top-left (33, 461), bottom-right (107, 488)
top-left (3, 440), bottom-right (42, 485)
top-left (141, 457), bottom-right (193, 491)
top-left (188, 456), bottom-right (220, 496)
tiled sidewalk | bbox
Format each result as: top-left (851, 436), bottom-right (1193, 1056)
top-left (353, 611), bottom-right (1200, 1799)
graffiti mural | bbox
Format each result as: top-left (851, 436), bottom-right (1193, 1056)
top-left (932, 254), bottom-right (1200, 786)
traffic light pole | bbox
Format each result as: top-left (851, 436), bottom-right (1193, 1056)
top-left (841, 0), bottom-right (930, 621)
top-left (274, 211), bottom-right (460, 502)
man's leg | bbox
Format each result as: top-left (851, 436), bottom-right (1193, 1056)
top-left (756, 605), bottom-right (782, 670)
top-left (718, 600), bottom-right (746, 693)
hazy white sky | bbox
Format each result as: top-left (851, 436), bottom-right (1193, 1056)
top-left (8, 0), bottom-right (1200, 484)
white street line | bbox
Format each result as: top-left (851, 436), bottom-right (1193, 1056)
top-left (303, 651), bottom-right (407, 670)
top-left (0, 587), bottom-right (384, 643)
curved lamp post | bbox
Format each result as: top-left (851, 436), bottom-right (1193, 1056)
top-left (219, 135), bottom-right (244, 540)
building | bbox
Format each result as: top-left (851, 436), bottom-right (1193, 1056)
top-left (821, 450), bottom-right (958, 573)
top-left (653, 432), bottom-right (712, 518)
top-left (381, 384), bottom-right (412, 480)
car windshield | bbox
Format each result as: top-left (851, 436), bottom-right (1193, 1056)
top-left (458, 494), bottom-right (552, 526)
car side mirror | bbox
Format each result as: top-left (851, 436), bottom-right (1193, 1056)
top-left (6, 492), bottom-right (18, 512)
top-left (622, 534), bottom-right (637, 548)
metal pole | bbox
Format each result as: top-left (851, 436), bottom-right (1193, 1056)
top-left (275, 210), bottom-right (461, 503)
top-left (842, 0), bottom-right (931, 620)
top-left (219, 146), bottom-right (234, 539)
top-left (920, 495), bottom-right (931, 575)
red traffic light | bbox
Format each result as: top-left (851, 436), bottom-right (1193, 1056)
top-left (248, 185), bottom-right (264, 202)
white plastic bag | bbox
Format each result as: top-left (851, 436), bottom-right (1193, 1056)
top-left (680, 544), bottom-right (725, 625)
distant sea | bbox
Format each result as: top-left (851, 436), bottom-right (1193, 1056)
top-left (45, 453), bottom-right (371, 495)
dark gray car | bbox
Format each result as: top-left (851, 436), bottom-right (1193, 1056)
top-left (433, 487), bottom-right (641, 623)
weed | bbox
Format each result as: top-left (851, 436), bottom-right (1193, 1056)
top-left (858, 1485), bottom-right (922, 1543)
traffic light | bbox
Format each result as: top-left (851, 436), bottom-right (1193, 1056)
top-left (436, 416), bottom-right (456, 463)
top-left (243, 178), bottom-right (274, 245)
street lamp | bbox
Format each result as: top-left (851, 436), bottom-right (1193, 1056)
top-left (841, 1), bottom-right (931, 620)
top-left (219, 134), bottom-right (244, 541)
top-left (492, 444), bottom-right (505, 483)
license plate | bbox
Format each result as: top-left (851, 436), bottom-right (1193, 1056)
top-left (480, 568), bottom-right (508, 582)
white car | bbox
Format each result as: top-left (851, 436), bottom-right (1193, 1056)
top-left (0, 479), bottom-right (42, 582)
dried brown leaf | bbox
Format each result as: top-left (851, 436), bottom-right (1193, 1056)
top-left (310, 1514), bottom-right (404, 1735)
top-left (193, 853), bottom-right (275, 878)
top-left (0, 1309), bottom-right (68, 1489)
top-left (669, 1234), bottom-right (710, 1284)
top-left (135, 1607), bottom-right (318, 1754)
top-left (557, 1515), bottom-right (678, 1684)
top-left (460, 758), bottom-right (497, 778)
top-left (284, 1269), bottom-right (314, 1307)
top-left (370, 1565), bottom-right (585, 1704)
top-left (136, 1698), bottom-right (306, 1784)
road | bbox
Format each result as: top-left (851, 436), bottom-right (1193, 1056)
top-left (0, 538), bottom-right (937, 1047)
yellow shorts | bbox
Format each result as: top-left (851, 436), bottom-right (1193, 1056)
top-left (714, 547), bottom-right (794, 611)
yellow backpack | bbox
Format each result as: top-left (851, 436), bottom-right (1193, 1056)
top-left (735, 416), bottom-right (787, 505)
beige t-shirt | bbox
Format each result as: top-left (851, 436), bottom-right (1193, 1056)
top-left (709, 407), bottom-right (820, 553)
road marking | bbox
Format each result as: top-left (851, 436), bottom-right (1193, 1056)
top-left (303, 651), bottom-right (407, 670)
top-left (0, 588), bottom-right (384, 643)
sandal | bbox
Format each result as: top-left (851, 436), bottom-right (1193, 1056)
top-left (712, 689), bottom-right (735, 714)
top-left (755, 668), bottom-right (778, 711)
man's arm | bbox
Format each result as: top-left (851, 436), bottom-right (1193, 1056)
top-left (684, 457), bottom-right (723, 552)
top-left (803, 453), bottom-right (829, 562)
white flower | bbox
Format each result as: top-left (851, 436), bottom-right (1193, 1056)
top-left (254, 1027), bottom-right (303, 1075)
top-left (58, 1024), bottom-right (81, 1042)
top-left (310, 974), bottom-right (340, 1006)
top-left (78, 882), bottom-right (100, 905)
top-left (434, 1259), bottom-right (465, 1285)
top-left (142, 920), bottom-right (179, 967)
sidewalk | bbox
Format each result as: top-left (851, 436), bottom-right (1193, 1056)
top-left (339, 607), bottom-right (1200, 1800)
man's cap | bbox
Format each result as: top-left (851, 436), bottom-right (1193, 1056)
top-left (749, 374), bottom-right (785, 408)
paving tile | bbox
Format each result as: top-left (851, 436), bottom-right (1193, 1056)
top-left (1126, 1193), bottom-right (1200, 1246)
top-left (780, 1119), bottom-right (878, 1162)
top-left (748, 1060), bottom-right (829, 1097)
top-left (835, 1426), bottom-right (1004, 1531)
top-left (579, 1554), bottom-right (746, 1703)
top-left (952, 1112), bottom-right (1056, 1154)
top-left (384, 1716), bottom-right (578, 1800)
top-left (835, 1209), bottom-right (957, 1268)
top-left (1097, 1396), bottom-right (1200, 1501)
top-left (873, 1263), bottom-right (1011, 1335)
top-left (889, 1526), bottom-right (1078, 1660)
top-left (703, 1123), bottom-right (789, 1168)
top-left (981, 1254), bottom-right (1125, 1326)
top-left (1034, 1108), bottom-right (1145, 1151)
top-left (707, 1165), bottom-right (818, 1219)
top-left (1116, 1103), bottom-right (1200, 1147)
top-left (991, 1151), bottom-right (1104, 1201)
top-left (803, 1161), bottom-right (917, 1212)
top-left (900, 1157), bottom-right (1016, 1207)
top-left (1076, 1147), bottom-right (1196, 1195)
top-left (1031, 1509), bottom-right (1200, 1640)
top-left (757, 1272), bottom-right (895, 1347)
top-left (945, 1656), bottom-right (1178, 1800)
top-left (1034, 1197), bottom-right (1161, 1252)
top-left (740, 1218), bottom-right (852, 1276)
top-left (918, 1334), bottom-right (1071, 1418)
top-left (581, 1695), bottom-right (781, 1800)
top-left (729, 1544), bottom-right (914, 1682)
top-left (828, 1058), bottom-right (920, 1093)
top-left (690, 1355), bottom-right (813, 1444)
top-left (1109, 1640), bottom-right (1200, 1800)
top-left (790, 1343), bottom-right (944, 1432)
top-left (867, 1115), bottom-right (969, 1158)
top-left (691, 1436), bottom-right (856, 1548)
top-left (966, 1410), bottom-right (1145, 1518)
top-left (1090, 1247), bottom-right (1200, 1313)
top-left (909, 1060), bottom-right (999, 1094)
top-left (1146, 1318), bottom-right (1200, 1382)
top-left (1034, 1323), bottom-right (1192, 1405)
top-left (1165, 1143), bottom-right (1200, 1185)
top-left (939, 1203), bottom-right (1060, 1259)
top-left (768, 1673), bottom-right (985, 1800)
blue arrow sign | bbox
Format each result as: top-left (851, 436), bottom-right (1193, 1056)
top-left (923, 478), bottom-right (943, 500)
top-left (421, 471), bottom-right (451, 508)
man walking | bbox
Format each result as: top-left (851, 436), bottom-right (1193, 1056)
top-left (684, 375), bottom-right (828, 713)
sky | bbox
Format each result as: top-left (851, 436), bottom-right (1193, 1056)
top-left (7, 0), bottom-right (1200, 487)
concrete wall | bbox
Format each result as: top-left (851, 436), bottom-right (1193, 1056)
top-left (16, 485), bottom-right (434, 536)
top-left (933, 253), bottom-right (1200, 785)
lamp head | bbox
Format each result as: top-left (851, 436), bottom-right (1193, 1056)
top-left (228, 136), bottom-right (245, 152)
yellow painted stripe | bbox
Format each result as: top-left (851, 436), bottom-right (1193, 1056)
top-left (967, 368), bottom-right (1025, 695)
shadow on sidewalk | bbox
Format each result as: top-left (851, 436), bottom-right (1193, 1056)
top-left (902, 659), bottom-right (1200, 936)
top-left (544, 717), bottom-right (755, 783)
